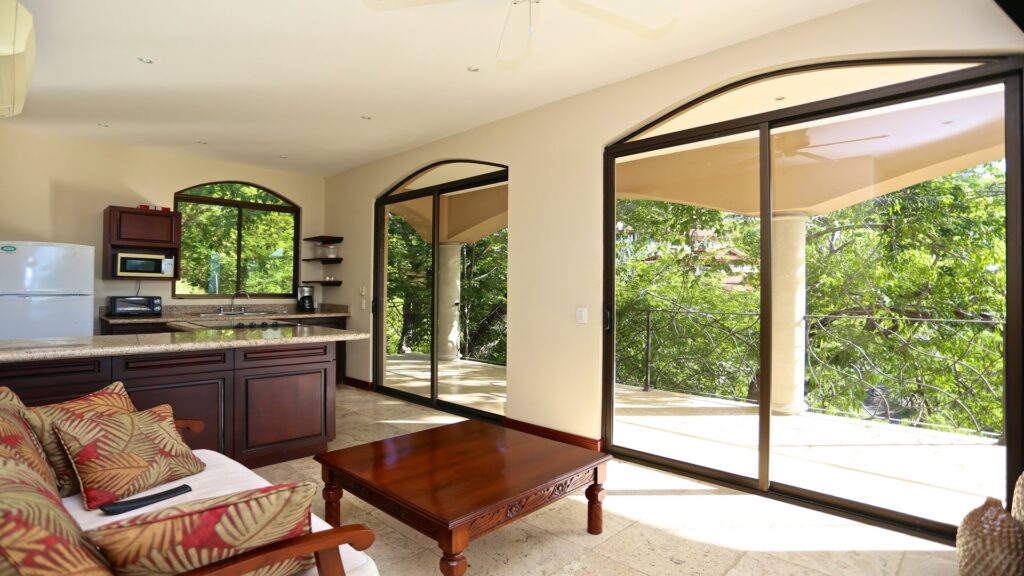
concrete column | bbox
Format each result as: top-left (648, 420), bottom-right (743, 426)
top-left (437, 243), bottom-right (462, 360)
top-left (771, 213), bottom-right (808, 415)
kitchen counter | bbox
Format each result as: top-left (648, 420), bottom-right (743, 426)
top-left (100, 303), bottom-right (351, 324)
top-left (0, 324), bottom-right (369, 363)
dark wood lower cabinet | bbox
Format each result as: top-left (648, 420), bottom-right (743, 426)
top-left (0, 344), bottom-right (336, 467)
top-left (293, 317), bottom-right (348, 384)
top-left (233, 361), bottom-right (335, 468)
top-left (123, 372), bottom-right (232, 453)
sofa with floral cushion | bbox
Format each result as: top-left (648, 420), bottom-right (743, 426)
top-left (0, 383), bottom-right (379, 576)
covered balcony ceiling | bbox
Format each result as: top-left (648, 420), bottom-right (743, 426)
top-left (616, 85), bottom-right (1005, 216)
top-left (386, 182), bottom-right (508, 244)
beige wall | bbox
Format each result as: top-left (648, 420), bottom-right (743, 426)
top-left (0, 123), bottom-right (326, 324)
top-left (324, 0), bottom-right (1024, 439)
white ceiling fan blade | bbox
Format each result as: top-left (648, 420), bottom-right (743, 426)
top-left (804, 134), bottom-right (889, 149)
top-left (797, 151), bottom-right (834, 163)
top-left (564, 0), bottom-right (680, 32)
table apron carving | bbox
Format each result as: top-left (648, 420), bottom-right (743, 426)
top-left (466, 468), bottom-right (596, 539)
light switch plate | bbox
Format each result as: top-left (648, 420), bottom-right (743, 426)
top-left (575, 307), bottom-right (588, 324)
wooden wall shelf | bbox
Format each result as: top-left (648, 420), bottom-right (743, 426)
top-left (303, 280), bottom-right (343, 286)
top-left (301, 257), bottom-right (343, 264)
top-left (303, 235), bottom-right (344, 245)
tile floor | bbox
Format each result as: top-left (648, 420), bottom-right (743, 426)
top-left (253, 386), bottom-right (958, 576)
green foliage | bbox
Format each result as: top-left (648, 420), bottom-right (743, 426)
top-left (384, 213), bottom-right (508, 364)
top-left (175, 183), bottom-right (296, 296)
top-left (615, 162), bottom-right (1006, 436)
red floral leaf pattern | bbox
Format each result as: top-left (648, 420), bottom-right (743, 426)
top-left (85, 482), bottom-right (316, 576)
top-left (56, 404), bottom-right (205, 510)
top-left (0, 388), bottom-right (58, 493)
top-left (21, 382), bottom-right (137, 497)
top-left (0, 459), bottom-right (111, 576)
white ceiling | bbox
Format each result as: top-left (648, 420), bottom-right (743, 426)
top-left (9, 0), bottom-right (869, 176)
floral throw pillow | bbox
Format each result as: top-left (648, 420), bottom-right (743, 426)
top-left (85, 482), bottom-right (317, 576)
top-left (0, 459), bottom-right (112, 576)
top-left (55, 404), bottom-right (206, 510)
top-left (0, 387), bottom-right (59, 492)
top-left (21, 382), bottom-right (138, 497)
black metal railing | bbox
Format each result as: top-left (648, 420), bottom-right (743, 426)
top-left (617, 308), bottom-right (1004, 436)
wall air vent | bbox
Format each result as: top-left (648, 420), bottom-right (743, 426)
top-left (0, 0), bottom-right (34, 118)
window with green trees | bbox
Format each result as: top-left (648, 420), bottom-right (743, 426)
top-left (174, 182), bottom-right (298, 297)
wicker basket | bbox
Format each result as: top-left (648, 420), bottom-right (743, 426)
top-left (957, 497), bottom-right (1024, 576)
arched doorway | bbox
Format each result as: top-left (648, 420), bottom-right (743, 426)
top-left (603, 57), bottom-right (1023, 541)
top-left (374, 160), bottom-right (510, 418)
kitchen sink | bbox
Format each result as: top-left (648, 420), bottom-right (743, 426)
top-left (198, 311), bottom-right (288, 317)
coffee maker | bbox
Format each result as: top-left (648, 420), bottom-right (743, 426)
top-left (297, 286), bottom-right (315, 313)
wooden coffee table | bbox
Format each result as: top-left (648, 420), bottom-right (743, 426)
top-left (315, 419), bottom-right (612, 576)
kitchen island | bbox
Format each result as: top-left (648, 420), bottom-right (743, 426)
top-left (0, 324), bottom-right (369, 467)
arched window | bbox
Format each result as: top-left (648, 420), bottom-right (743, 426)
top-left (173, 182), bottom-right (299, 298)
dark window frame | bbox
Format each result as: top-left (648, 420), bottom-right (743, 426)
top-left (172, 181), bottom-right (301, 299)
top-left (603, 55), bottom-right (1024, 545)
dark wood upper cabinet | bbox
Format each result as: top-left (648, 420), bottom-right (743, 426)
top-left (106, 206), bottom-right (181, 247)
top-left (103, 206), bottom-right (182, 280)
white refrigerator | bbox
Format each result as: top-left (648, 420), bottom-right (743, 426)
top-left (0, 242), bottom-right (95, 339)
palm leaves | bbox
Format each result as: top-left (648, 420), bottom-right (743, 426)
top-left (0, 460), bottom-right (111, 575)
top-left (22, 382), bottom-right (138, 497)
top-left (86, 482), bottom-right (316, 575)
top-left (56, 404), bottom-right (205, 510)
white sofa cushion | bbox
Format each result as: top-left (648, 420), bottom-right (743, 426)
top-left (64, 449), bottom-right (378, 576)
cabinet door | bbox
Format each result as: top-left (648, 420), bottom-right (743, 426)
top-left (123, 371), bottom-right (232, 454)
top-left (107, 206), bottom-right (181, 247)
top-left (233, 361), bottom-right (335, 468)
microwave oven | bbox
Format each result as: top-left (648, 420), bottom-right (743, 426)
top-left (115, 253), bottom-right (175, 278)
top-left (108, 296), bottom-right (162, 317)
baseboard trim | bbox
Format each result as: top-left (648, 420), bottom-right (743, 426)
top-left (503, 418), bottom-right (603, 452)
top-left (342, 377), bottom-right (374, 391)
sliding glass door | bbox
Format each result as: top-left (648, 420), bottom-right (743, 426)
top-left (375, 162), bottom-right (509, 418)
top-left (604, 58), bottom-right (1022, 539)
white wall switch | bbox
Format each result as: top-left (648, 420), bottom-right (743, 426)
top-left (576, 307), bottom-right (588, 324)
top-left (359, 286), bottom-right (366, 296)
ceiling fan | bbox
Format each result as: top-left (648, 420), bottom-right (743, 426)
top-left (495, 0), bottom-right (682, 60)
top-left (773, 130), bottom-right (889, 162)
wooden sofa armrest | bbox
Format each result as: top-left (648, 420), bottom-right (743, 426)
top-left (180, 524), bottom-right (375, 576)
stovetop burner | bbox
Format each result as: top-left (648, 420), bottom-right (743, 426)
top-left (192, 319), bottom-right (296, 330)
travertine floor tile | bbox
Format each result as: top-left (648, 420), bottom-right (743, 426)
top-left (253, 385), bottom-right (960, 576)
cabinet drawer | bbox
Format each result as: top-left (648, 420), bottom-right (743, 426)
top-left (0, 358), bottom-right (112, 405)
top-left (114, 350), bottom-right (234, 379)
top-left (107, 323), bottom-right (175, 335)
top-left (234, 343), bottom-right (334, 369)
top-left (294, 317), bottom-right (347, 329)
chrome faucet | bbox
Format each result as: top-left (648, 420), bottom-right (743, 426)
top-left (229, 290), bottom-right (250, 313)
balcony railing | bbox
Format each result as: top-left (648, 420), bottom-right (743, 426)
top-left (616, 308), bottom-right (1004, 437)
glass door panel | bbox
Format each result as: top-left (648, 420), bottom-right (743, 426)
top-left (436, 185), bottom-right (509, 415)
top-left (769, 84), bottom-right (1007, 524)
top-left (383, 196), bottom-right (434, 399)
top-left (613, 131), bottom-right (762, 478)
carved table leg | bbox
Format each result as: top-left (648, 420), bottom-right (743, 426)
top-left (586, 463), bottom-right (607, 535)
top-left (322, 467), bottom-right (343, 528)
top-left (439, 525), bottom-right (469, 576)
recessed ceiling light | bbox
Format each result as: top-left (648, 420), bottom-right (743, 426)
top-left (96, 122), bottom-right (109, 128)
top-left (774, 96), bottom-right (786, 101)
top-left (941, 120), bottom-right (954, 125)
top-left (196, 140), bottom-right (208, 145)
top-left (137, 57), bottom-right (154, 64)
top-left (466, 65), bottom-right (480, 72)
top-left (360, 115), bottom-right (372, 120)
top-left (278, 155), bottom-right (288, 160)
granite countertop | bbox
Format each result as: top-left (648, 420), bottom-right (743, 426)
top-left (0, 325), bottom-right (369, 363)
top-left (100, 304), bottom-right (351, 324)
